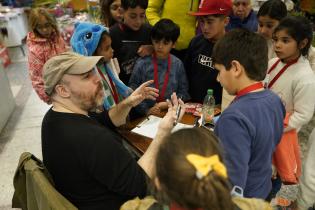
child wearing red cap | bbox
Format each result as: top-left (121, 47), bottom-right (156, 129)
top-left (184, 0), bottom-right (232, 104)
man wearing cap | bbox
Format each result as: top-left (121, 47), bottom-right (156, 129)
top-left (184, 0), bottom-right (231, 104)
top-left (226, 0), bottom-right (258, 32)
top-left (41, 52), bottom-right (184, 210)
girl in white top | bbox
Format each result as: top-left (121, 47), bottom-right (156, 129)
top-left (257, 0), bottom-right (315, 71)
top-left (267, 16), bottom-right (315, 132)
top-left (266, 16), bottom-right (315, 207)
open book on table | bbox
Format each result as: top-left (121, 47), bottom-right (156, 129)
top-left (131, 115), bottom-right (193, 139)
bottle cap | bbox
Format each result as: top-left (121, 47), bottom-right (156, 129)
top-left (207, 89), bottom-right (213, 95)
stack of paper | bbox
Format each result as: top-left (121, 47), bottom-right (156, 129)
top-left (131, 115), bottom-right (193, 139)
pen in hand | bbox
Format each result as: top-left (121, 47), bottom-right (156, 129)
top-left (173, 101), bottom-right (182, 126)
top-left (173, 105), bottom-right (181, 126)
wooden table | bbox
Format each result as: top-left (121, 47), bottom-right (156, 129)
top-left (119, 108), bottom-right (220, 156)
top-left (119, 113), bottom-right (197, 156)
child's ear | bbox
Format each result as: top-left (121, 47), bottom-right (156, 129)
top-left (172, 41), bottom-right (176, 49)
top-left (231, 60), bottom-right (243, 77)
top-left (299, 38), bottom-right (308, 51)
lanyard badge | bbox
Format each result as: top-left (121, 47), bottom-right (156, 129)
top-left (153, 54), bottom-right (171, 102)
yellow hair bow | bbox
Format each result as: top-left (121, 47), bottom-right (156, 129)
top-left (186, 154), bottom-right (228, 179)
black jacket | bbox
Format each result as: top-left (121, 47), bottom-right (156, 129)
top-left (184, 34), bottom-right (222, 104)
top-left (110, 23), bottom-right (152, 84)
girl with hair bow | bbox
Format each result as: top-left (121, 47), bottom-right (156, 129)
top-left (121, 128), bottom-right (272, 210)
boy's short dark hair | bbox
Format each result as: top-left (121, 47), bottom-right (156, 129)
top-left (151, 19), bottom-right (180, 43)
top-left (121, 0), bottom-right (148, 10)
top-left (212, 29), bottom-right (268, 81)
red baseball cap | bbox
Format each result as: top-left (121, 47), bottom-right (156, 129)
top-left (188, 0), bottom-right (232, 16)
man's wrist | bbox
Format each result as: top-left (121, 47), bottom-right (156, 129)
top-left (157, 124), bottom-right (173, 137)
top-left (155, 128), bottom-right (169, 144)
top-left (122, 97), bottom-right (134, 108)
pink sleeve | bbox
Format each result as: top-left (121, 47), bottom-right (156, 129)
top-left (28, 49), bottom-right (50, 103)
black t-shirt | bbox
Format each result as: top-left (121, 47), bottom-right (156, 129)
top-left (110, 23), bottom-right (152, 84)
top-left (41, 108), bottom-right (147, 210)
top-left (184, 34), bottom-right (222, 104)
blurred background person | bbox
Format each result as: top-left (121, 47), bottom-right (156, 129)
top-left (27, 7), bottom-right (67, 103)
top-left (226, 0), bottom-right (258, 32)
top-left (100, 0), bottom-right (123, 27)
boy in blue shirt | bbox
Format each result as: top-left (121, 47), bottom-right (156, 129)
top-left (213, 29), bottom-right (285, 199)
top-left (129, 19), bottom-right (190, 116)
top-left (110, 0), bottom-right (153, 84)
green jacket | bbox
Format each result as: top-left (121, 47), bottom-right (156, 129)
top-left (12, 152), bottom-right (78, 210)
top-left (146, 0), bottom-right (199, 50)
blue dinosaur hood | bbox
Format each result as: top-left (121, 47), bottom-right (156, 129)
top-left (70, 22), bottom-right (108, 56)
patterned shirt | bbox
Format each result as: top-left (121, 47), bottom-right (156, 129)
top-left (27, 32), bottom-right (67, 103)
top-left (129, 54), bottom-right (190, 115)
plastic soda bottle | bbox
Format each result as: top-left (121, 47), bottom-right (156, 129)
top-left (202, 89), bottom-right (215, 125)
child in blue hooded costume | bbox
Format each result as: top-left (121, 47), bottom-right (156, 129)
top-left (71, 22), bottom-right (132, 110)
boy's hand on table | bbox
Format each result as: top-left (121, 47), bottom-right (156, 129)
top-left (157, 102), bottom-right (168, 110)
top-left (148, 102), bottom-right (169, 116)
top-left (148, 104), bottom-right (161, 116)
top-left (137, 45), bottom-right (154, 57)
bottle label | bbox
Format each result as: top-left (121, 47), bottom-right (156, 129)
top-left (202, 107), bottom-right (214, 125)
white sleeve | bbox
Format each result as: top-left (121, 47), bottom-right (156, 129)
top-left (297, 129), bottom-right (315, 210)
top-left (288, 75), bottom-right (315, 130)
top-left (307, 46), bottom-right (315, 73)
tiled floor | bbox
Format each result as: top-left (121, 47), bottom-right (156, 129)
top-left (0, 46), bottom-right (49, 209)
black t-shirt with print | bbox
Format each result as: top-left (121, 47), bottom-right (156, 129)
top-left (110, 23), bottom-right (152, 84)
top-left (184, 34), bottom-right (222, 104)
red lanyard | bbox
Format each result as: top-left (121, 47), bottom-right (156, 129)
top-left (118, 23), bottom-right (125, 31)
top-left (96, 66), bottom-right (119, 104)
top-left (267, 58), bottom-right (299, 88)
top-left (234, 82), bottom-right (264, 101)
top-left (153, 54), bottom-right (171, 102)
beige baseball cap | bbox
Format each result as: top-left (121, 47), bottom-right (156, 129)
top-left (43, 51), bottom-right (103, 95)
